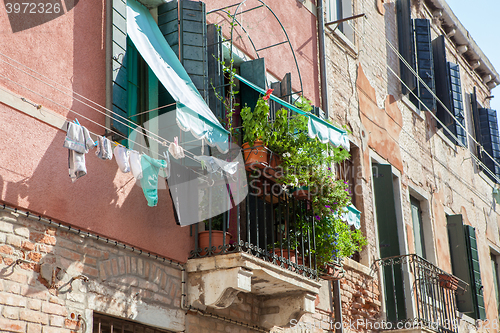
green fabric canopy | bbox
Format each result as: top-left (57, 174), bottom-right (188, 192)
top-left (127, 0), bottom-right (229, 153)
top-left (235, 73), bottom-right (350, 151)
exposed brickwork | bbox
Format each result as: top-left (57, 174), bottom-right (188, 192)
top-left (0, 211), bottom-right (183, 332)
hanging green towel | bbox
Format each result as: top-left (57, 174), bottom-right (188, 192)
top-left (140, 154), bottom-right (168, 207)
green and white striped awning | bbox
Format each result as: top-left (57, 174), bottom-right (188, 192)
top-left (235, 73), bottom-right (350, 151)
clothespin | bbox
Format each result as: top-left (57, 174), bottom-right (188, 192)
top-left (74, 118), bottom-right (80, 126)
top-left (174, 137), bottom-right (179, 145)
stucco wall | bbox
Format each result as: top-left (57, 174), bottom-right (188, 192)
top-left (0, 0), bottom-right (192, 261)
top-left (324, 0), bottom-right (500, 326)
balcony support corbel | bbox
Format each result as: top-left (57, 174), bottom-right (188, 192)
top-left (259, 292), bottom-right (316, 329)
top-left (187, 267), bottom-right (253, 309)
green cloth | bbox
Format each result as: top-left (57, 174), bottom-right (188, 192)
top-left (140, 154), bottom-right (168, 207)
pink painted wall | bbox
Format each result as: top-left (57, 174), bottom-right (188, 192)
top-left (0, 0), bottom-right (192, 262)
top-left (205, 0), bottom-right (320, 106)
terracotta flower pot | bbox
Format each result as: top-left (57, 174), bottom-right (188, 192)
top-left (273, 249), bottom-right (303, 270)
top-left (198, 231), bottom-right (231, 256)
top-left (264, 154), bottom-right (282, 180)
top-left (438, 273), bottom-right (459, 290)
top-left (242, 140), bottom-right (268, 171)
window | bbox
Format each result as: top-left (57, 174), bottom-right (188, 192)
top-left (432, 35), bottom-right (467, 146)
top-left (491, 253), bottom-right (500, 316)
top-left (396, 0), bottom-right (436, 112)
top-left (372, 163), bottom-right (406, 322)
top-left (109, 0), bottom-right (208, 145)
top-left (447, 215), bottom-right (486, 320)
top-left (396, 0), bottom-right (416, 94)
top-left (410, 196), bottom-right (426, 259)
top-left (93, 313), bottom-right (173, 333)
top-left (470, 89), bottom-right (500, 182)
top-left (326, 0), bottom-right (354, 44)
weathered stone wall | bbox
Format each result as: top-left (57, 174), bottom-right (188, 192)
top-left (325, 0), bottom-right (500, 328)
top-left (0, 210), bottom-right (184, 333)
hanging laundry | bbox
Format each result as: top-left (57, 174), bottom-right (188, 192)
top-left (139, 154), bottom-right (168, 207)
top-left (95, 136), bottom-right (113, 160)
top-left (63, 122), bottom-right (95, 182)
top-left (169, 136), bottom-right (185, 159)
top-left (194, 155), bottom-right (239, 175)
top-left (114, 145), bottom-right (131, 173)
top-left (159, 151), bottom-right (171, 179)
top-left (129, 150), bottom-right (143, 180)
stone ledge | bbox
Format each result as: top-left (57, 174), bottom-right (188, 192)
top-left (343, 258), bottom-right (375, 278)
top-left (186, 252), bottom-right (322, 329)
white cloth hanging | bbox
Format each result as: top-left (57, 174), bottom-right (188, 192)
top-left (169, 136), bottom-right (185, 159)
top-left (114, 145), bottom-right (131, 173)
top-left (129, 150), bottom-right (143, 180)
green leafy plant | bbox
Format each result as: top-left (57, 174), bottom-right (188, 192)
top-left (240, 98), bottom-right (271, 146)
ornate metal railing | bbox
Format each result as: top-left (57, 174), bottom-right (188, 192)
top-left (375, 254), bottom-right (467, 333)
top-left (190, 175), bottom-right (318, 280)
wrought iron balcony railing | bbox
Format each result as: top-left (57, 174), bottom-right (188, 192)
top-left (190, 176), bottom-right (318, 280)
top-left (375, 254), bottom-right (467, 333)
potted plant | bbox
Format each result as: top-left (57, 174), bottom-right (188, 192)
top-left (198, 214), bottom-right (232, 256)
top-left (241, 97), bottom-right (272, 170)
top-left (438, 273), bottom-right (459, 290)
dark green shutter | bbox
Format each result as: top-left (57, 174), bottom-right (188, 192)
top-left (447, 216), bottom-right (486, 319)
top-left (111, 0), bottom-right (128, 138)
top-left (240, 58), bottom-right (266, 111)
top-left (158, 0), bottom-right (208, 103)
top-left (372, 164), bottom-right (406, 322)
top-left (447, 63), bottom-right (466, 146)
top-left (411, 19), bottom-right (435, 112)
top-left (207, 24), bottom-right (224, 120)
top-left (396, 0), bottom-right (416, 94)
top-left (432, 36), bottom-right (467, 146)
top-left (270, 73), bottom-right (292, 120)
top-left (465, 225), bottom-right (486, 320)
top-left (478, 108), bottom-right (500, 181)
top-left (410, 197), bottom-right (426, 259)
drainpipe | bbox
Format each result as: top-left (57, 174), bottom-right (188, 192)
top-left (318, 2), bottom-right (342, 332)
top-left (317, 0), bottom-right (329, 119)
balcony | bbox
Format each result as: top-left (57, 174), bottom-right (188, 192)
top-left (186, 176), bottom-right (321, 328)
top-left (376, 254), bottom-right (468, 333)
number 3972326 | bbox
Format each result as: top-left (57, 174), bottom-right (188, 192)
top-left (5, 2), bottom-right (61, 14)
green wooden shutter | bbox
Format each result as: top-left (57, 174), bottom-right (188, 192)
top-left (447, 63), bottom-right (467, 146)
top-left (447, 216), bottom-right (486, 319)
top-left (491, 256), bottom-right (500, 314)
top-left (465, 225), bottom-right (486, 320)
top-left (477, 108), bottom-right (500, 181)
top-left (111, 0), bottom-right (128, 138)
top-left (410, 196), bottom-right (426, 259)
top-left (396, 0), bottom-right (416, 94)
top-left (432, 36), bottom-right (467, 146)
top-left (411, 19), bottom-right (435, 112)
top-left (270, 73), bottom-right (292, 120)
top-left (433, 36), bottom-right (452, 124)
top-left (240, 58), bottom-right (266, 111)
top-left (372, 164), bottom-right (406, 322)
top-left (158, 0), bottom-right (208, 103)
top-left (207, 24), bottom-right (224, 120)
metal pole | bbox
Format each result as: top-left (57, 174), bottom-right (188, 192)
top-left (317, 0), bottom-right (329, 118)
top-left (333, 280), bottom-right (343, 333)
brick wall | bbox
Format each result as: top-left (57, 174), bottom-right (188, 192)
top-left (0, 210), bottom-right (184, 333)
